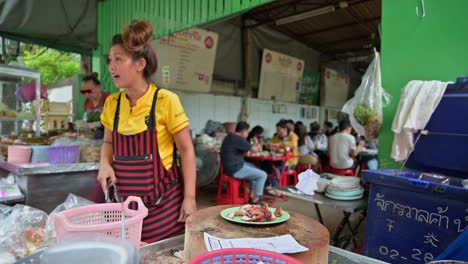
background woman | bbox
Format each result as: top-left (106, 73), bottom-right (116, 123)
top-left (76, 72), bottom-right (109, 137)
top-left (98, 20), bottom-right (197, 243)
top-left (295, 123), bottom-right (319, 171)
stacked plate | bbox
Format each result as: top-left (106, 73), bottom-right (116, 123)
top-left (325, 176), bottom-right (364, 200)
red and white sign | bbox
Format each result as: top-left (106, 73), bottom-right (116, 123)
top-left (151, 27), bottom-right (218, 93)
top-left (258, 49), bottom-right (305, 102)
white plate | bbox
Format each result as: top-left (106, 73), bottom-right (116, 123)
top-left (325, 192), bottom-right (364, 201)
top-left (330, 176), bottom-right (360, 189)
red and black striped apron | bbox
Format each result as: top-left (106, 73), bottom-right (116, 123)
top-left (112, 88), bottom-right (185, 243)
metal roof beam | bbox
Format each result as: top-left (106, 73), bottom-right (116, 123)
top-left (299, 16), bottom-right (380, 37)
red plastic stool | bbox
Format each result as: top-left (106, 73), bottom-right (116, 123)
top-left (295, 164), bottom-right (313, 174)
top-left (280, 168), bottom-right (298, 186)
top-left (216, 166), bottom-right (249, 205)
top-left (327, 166), bottom-right (355, 176)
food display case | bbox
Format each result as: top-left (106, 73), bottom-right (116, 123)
top-left (0, 64), bottom-right (41, 137)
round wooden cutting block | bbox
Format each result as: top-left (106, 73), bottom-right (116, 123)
top-left (185, 205), bottom-right (330, 263)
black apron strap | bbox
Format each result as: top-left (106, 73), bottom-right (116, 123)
top-left (147, 88), bottom-right (161, 131)
top-left (113, 92), bottom-right (123, 132)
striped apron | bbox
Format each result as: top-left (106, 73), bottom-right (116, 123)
top-left (112, 88), bottom-right (185, 243)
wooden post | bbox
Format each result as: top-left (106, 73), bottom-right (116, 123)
top-left (239, 19), bottom-right (252, 122)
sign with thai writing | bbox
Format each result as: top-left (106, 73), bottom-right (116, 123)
top-left (258, 49), bottom-right (304, 102)
top-left (151, 27), bottom-right (218, 93)
top-left (364, 185), bottom-right (468, 264)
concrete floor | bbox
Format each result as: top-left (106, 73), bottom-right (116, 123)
top-left (196, 183), bottom-right (367, 252)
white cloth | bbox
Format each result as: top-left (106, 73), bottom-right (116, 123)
top-left (329, 132), bottom-right (356, 169)
top-left (295, 169), bottom-right (320, 195)
top-left (298, 135), bottom-right (317, 157)
top-left (312, 133), bottom-right (328, 151)
top-left (391, 80), bottom-right (451, 161)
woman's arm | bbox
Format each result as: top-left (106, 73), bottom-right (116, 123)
top-left (173, 126), bottom-right (197, 222)
top-left (97, 128), bottom-right (116, 192)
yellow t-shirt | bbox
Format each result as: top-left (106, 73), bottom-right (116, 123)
top-left (100, 83), bottom-right (189, 170)
top-left (268, 131), bottom-right (299, 167)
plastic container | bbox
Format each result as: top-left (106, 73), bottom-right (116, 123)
top-left (43, 240), bottom-right (140, 264)
top-left (47, 145), bottom-right (80, 164)
top-left (30, 145), bottom-right (49, 163)
top-left (53, 196), bottom-right (148, 247)
top-left (7, 145), bottom-right (31, 164)
top-left (363, 170), bottom-right (467, 263)
top-left (362, 89), bottom-right (468, 264)
top-left (188, 248), bottom-right (302, 264)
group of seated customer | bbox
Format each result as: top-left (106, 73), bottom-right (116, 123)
top-left (219, 119), bottom-right (379, 203)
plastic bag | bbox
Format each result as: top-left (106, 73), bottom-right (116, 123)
top-left (0, 204), bottom-right (48, 259)
top-left (342, 49), bottom-right (391, 139)
top-left (47, 193), bottom-right (95, 245)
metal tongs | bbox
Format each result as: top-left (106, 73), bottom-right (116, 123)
top-left (105, 181), bottom-right (122, 203)
top-left (105, 181), bottom-right (126, 241)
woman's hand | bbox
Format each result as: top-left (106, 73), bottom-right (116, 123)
top-left (178, 197), bottom-right (197, 222)
top-left (97, 162), bottom-right (117, 193)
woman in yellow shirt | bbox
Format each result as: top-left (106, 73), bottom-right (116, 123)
top-left (264, 119), bottom-right (299, 188)
top-left (98, 20), bottom-right (197, 243)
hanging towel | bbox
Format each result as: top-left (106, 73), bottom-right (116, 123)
top-left (391, 80), bottom-right (451, 161)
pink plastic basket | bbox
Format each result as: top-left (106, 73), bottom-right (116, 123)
top-left (54, 196), bottom-right (148, 247)
top-left (7, 145), bottom-right (31, 164)
top-left (189, 248), bottom-right (303, 264)
top-left (47, 145), bottom-right (80, 164)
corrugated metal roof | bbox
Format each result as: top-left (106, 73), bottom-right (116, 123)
top-left (247, 0), bottom-right (381, 62)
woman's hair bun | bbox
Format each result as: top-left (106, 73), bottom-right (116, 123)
top-left (83, 72), bottom-right (100, 85)
top-left (122, 20), bottom-right (153, 52)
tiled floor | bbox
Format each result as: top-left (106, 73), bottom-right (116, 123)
top-left (196, 183), bottom-right (367, 251)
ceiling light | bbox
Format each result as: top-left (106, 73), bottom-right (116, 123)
top-left (275, 5), bottom-right (336, 26)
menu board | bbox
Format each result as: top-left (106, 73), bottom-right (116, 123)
top-left (320, 67), bottom-right (349, 108)
top-left (258, 49), bottom-right (305, 102)
top-left (151, 27), bottom-right (218, 92)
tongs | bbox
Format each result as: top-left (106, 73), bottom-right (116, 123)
top-left (105, 181), bottom-right (122, 203)
top-left (105, 181), bottom-right (126, 240)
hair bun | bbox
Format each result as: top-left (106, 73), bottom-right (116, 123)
top-left (122, 20), bottom-right (153, 52)
top-left (84, 72), bottom-right (98, 79)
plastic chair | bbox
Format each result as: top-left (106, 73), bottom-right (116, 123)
top-left (281, 168), bottom-right (298, 186)
top-left (327, 167), bottom-right (355, 176)
top-left (326, 160), bottom-right (355, 176)
top-left (295, 163), bottom-right (313, 174)
top-left (216, 165), bottom-right (249, 205)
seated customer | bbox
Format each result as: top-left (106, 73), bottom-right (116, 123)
top-left (247, 125), bottom-right (265, 146)
top-left (309, 122), bottom-right (328, 168)
top-left (264, 119), bottom-right (299, 187)
top-left (294, 123), bottom-right (319, 171)
top-left (328, 120), bottom-right (365, 169)
top-left (220, 122), bottom-right (267, 204)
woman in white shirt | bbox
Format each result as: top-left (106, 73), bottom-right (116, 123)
top-left (295, 123), bottom-right (319, 171)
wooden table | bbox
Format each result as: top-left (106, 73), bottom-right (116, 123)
top-left (185, 205), bottom-right (330, 263)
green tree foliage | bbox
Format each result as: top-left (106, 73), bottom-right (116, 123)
top-left (20, 44), bottom-right (81, 85)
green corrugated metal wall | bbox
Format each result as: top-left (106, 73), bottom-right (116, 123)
top-left (93, 0), bottom-right (272, 94)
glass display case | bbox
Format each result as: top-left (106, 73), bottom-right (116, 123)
top-left (0, 64), bottom-right (41, 137)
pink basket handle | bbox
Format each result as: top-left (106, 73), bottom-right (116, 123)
top-left (124, 196), bottom-right (148, 216)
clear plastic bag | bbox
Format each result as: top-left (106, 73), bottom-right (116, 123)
top-left (342, 49), bottom-right (391, 139)
top-left (0, 204), bottom-right (48, 259)
top-left (46, 193), bottom-right (95, 245)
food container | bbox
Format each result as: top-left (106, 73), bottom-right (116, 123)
top-left (30, 145), bottom-right (49, 163)
top-left (7, 145), bottom-right (31, 164)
